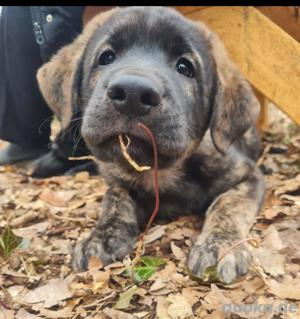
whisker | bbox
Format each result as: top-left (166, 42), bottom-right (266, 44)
top-left (72, 123), bottom-right (81, 143)
top-left (38, 115), bottom-right (54, 134)
top-left (72, 134), bottom-right (82, 156)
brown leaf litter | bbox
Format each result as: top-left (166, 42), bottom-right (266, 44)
top-left (0, 105), bottom-right (300, 318)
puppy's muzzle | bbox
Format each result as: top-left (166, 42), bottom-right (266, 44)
top-left (107, 74), bottom-right (162, 117)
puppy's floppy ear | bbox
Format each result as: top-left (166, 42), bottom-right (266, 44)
top-left (37, 8), bottom-right (118, 129)
top-left (37, 39), bottom-right (84, 129)
top-left (204, 28), bottom-right (260, 153)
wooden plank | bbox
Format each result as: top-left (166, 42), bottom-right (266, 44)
top-left (173, 6), bottom-right (209, 14)
top-left (257, 6), bottom-right (300, 42)
top-left (253, 87), bottom-right (269, 132)
top-left (185, 6), bottom-right (300, 125)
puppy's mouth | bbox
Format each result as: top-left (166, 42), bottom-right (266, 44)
top-left (97, 132), bottom-right (155, 165)
top-left (100, 133), bottom-right (149, 149)
top-left (85, 130), bottom-right (178, 170)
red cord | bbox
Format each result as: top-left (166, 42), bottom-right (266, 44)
top-left (137, 122), bottom-right (160, 239)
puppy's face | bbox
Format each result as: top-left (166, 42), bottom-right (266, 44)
top-left (37, 7), bottom-right (259, 171)
top-left (79, 7), bottom-right (215, 169)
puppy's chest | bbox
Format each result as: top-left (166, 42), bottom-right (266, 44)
top-left (131, 165), bottom-right (213, 219)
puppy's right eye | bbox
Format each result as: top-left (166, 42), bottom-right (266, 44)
top-left (176, 57), bottom-right (195, 78)
top-left (98, 50), bottom-right (116, 65)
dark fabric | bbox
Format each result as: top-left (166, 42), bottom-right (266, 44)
top-left (0, 6), bottom-right (90, 158)
top-left (0, 6), bottom-right (52, 148)
top-left (33, 6), bottom-right (85, 61)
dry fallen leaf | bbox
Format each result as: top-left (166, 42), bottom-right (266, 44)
top-left (280, 194), bottom-right (300, 207)
top-left (170, 241), bottom-right (186, 260)
top-left (268, 279), bottom-right (300, 300)
top-left (251, 224), bottom-right (286, 276)
top-left (0, 286), bottom-right (14, 319)
top-left (56, 190), bottom-right (77, 202)
top-left (156, 296), bottom-right (172, 319)
top-left (15, 309), bottom-right (40, 319)
top-left (143, 225), bottom-right (166, 245)
top-left (274, 174), bottom-right (300, 196)
top-left (149, 278), bottom-right (174, 296)
top-left (263, 207), bottom-right (282, 220)
top-left (51, 238), bottom-right (70, 255)
top-left (151, 261), bottom-right (177, 280)
top-left (262, 225), bottom-right (285, 250)
top-left (11, 211), bottom-right (40, 228)
top-left (200, 284), bottom-right (231, 319)
top-left (149, 278), bottom-right (167, 292)
top-left (104, 261), bottom-right (126, 275)
top-left (252, 247), bottom-right (285, 276)
top-left (103, 308), bottom-right (139, 319)
top-left (13, 221), bottom-right (50, 238)
top-left (22, 278), bottom-right (72, 308)
top-left (88, 255), bottom-right (104, 270)
top-left (167, 294), bottom-right (194, 319)
top-left (38, 307), bottom-right (73, 318)
top-left (74, 171), bottom-right (90, 182)
top-left (181, 287), bottom-right (204, 307)
top-left (39, 188), bottom-right (68, 207)
top-left (115, 285), bottom-right (145, 310)
top-left (0, 309), bottom-right (14, 319)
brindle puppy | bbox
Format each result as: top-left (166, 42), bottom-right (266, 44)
top-left (37, 6), bottom-right (265, 284)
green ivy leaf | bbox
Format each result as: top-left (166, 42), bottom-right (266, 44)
top-left (124, 256), bottom-right (167, 284)
top-left (131, 256), bottom-right (166, 283)
top-left (0, 227), bottom-right (24, 258)
top-left (133, 266), bottom-right (156, 283)
top-left (187, 265), bottom-right (223, 284)
top-left (140, 256), bottom-right (166, 268)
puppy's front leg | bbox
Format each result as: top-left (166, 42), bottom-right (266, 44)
top-left (72, 187), bottom-right (140, 272)
top-left (188, 168), bottom-right (265, 284)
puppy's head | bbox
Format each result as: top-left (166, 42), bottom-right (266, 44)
top-left (37, 6), bottom-right (259, 171)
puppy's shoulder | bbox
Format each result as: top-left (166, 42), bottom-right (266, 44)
top-left (193, 130), bottom-right (257, 181)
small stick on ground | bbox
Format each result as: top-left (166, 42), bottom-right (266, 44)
top-left (11, 211), bottom-right (40, 228)
top-left (68, 155), bottom-right (96, 161)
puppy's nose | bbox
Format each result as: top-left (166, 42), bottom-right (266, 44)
top-left (108, 74), bottom-right (161, 116)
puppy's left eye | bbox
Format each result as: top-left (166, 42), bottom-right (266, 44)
top-left (98, 49), bottom-right (116, 65)
top-left (176, 57), bottom-right (195, 78)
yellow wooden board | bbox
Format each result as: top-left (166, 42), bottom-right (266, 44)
top-left (258, 6), bottom-right (300, 42)
top-left (185, 6), bottom-right (300, 125)
top-left (174, 6), bottom-right (209, 14)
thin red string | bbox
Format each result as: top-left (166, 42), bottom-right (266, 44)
top-left (137, 122), bottom-right (160, 239)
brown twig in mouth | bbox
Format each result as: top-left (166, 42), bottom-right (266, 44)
top-left (118, 134), bottom-right (151, 172)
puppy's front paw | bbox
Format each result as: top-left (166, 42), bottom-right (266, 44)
top-left (71, 226), bottom-right (138, 272)
top-left (187, 235), bottom-right (252, 284)
top-left (71, 236), bottom-right (109, 272)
